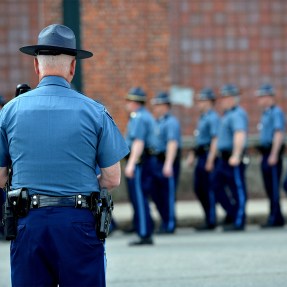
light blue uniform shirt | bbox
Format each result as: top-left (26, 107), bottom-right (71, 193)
top-left (152, 112), bottom-right (181, 153)
top-left (258, 105), bottom-right (285, 146)
top-left (217, 106), bottom-right (248, 151)
top-left (195, 109), bottom-right (220, 147)
top-left (125, 106), bottom-right (155, 149)
top-left (0, 76), bottom-right (129, 196)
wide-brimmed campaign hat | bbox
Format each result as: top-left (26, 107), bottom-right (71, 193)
top-left (220, 84), bottom-right (240, 97)
top-left (126, 87), bottom-right (146, 102)
top-left (255, 83), bottom-right (275, 97)
top-left (197, 88), bottom-right (216, 101)
top-left (20, 24), bottom-right (93, 59)
top-left (151, 91), bottom-right (171, 105)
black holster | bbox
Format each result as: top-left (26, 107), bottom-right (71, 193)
top-left (2, 188), bottom-right (30, 240)
top-left (90, 188), bottom-right (114, 241)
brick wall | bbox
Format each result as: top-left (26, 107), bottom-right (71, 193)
top-left (1, 0), bottom-right (286, 136)
top-left (171, 0), bottom-right (287, 135)
top-left (81, 0), bottom-right (171, 131)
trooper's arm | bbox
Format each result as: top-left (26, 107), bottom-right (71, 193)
top-left (99, 162), bottom-right (121, 191)
top-left (268, 130), bottom-right (284, 166)
top-left (163, 140), bottom-right (178, 177)
top-left (229, 131), bottom-right (246, 166)
top-left (205, 137), bottom-right (217, 171)
top-left (0, 166), bottom-right (8, 188)
top-left (125, 139), bottom-right (144, 178)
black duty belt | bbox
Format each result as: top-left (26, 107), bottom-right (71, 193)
top-left (30, 194), bottom-right (92, 209)
top-left (218, 150), bottom-right (232, 161)
top-left (194, 145), bottom-right (210, 156)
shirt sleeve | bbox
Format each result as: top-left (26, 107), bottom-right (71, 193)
top-left (273, 108), bottom-right (285, 131)
top-left (209, 114), bottom-right (219, 138)
top-left (96, 110), bottom-right (130, 168)
top-left (0, 110), bottom-right (10, 167)
top-left (231, 110), bottom-right (248, 132)
top-left (166, 118), bottom-right (181, 143)
top-left (131, 115), bottom-right (148, 141)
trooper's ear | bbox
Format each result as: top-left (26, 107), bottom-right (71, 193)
top-left (70, 58), bottom-right (76, 77)
top-left (34, 57), bottom-right (40, 76)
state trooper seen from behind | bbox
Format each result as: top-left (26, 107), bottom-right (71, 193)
top-left (187, 88), bottom-right (219, 230)
top-left (0, 95), bottom-right (6, 238)
top-left (256, 83), bottom-right (285, 228)
top-left (212, 84), bottom-right (248, 231)
top-left (0, 24), bottom-right (129, 286)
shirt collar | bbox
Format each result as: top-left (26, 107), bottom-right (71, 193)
top-left (37, 76), bottom-right (71, 89)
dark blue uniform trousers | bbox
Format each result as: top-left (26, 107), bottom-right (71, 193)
top-left (142, 156), bottom-right (179, 233)
top-left (261, 154), bottom-right (285, 225)
top-left (211, 159), bottom-right (247, 228)
top-left (126, 163), bottom-right (154, 238)
top-left (11, 207), bottom-right (106, 287)
top-left (194, 154), bottom-right (216, 227)
top-left (0, 188), bottom-right (5, 234)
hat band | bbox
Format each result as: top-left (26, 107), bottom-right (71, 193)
top-left (126, 94), bottom-right (146, 102)
top-left (36, 49), bottom-right (76, 57)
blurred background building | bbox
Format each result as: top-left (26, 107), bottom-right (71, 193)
top-left (0, 0), bottom-right (286, 197)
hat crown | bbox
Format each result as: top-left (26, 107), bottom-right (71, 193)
top-left (199, 88), bottom-right (216, 100)
top-left (38, 24), bottom-right (76, 50)
top-left (220, 84), bottom-right (239, 97)
top-left (129, 87), bottom-right (146, 98)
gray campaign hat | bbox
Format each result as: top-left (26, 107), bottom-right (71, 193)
top-left (20, 24), bottom-right (93, 59)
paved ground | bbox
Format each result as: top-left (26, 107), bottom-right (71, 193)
top-left (1, 198), bottom-right (287, 287)
top-left (1, 225), bottom-right (287, 287)
top-left (106, 226), bottom-right (287, 287)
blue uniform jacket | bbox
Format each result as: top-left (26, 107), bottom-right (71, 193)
top-left (217, 106), bottom-right (248, 151)
top-left (195, 109), bottom-right (220, 147)
top-left (258, 105), bottom-right (285, 147)
top-left (0, 76), bottom-right (129, 196)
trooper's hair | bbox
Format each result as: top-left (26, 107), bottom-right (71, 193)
top-left (37, 54), bottom-right (74, 76)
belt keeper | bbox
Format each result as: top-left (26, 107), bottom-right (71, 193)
top-left (31, 195), bottom-right (39, 208)
top-left (75, 194), bottom-right (83, 208)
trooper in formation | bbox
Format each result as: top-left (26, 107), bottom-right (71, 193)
top-left (256, 83), bottom-right (285, 228)
top-left (125, 87), bottom-right (154, 245)
top-left (211, 84), bottom-right (249, 231)
top-left (187, 88), bottom-right (219, 230)
top-left (145, 91), bottom-right (181, 234)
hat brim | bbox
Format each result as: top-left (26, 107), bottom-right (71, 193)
top-left (151, 99), bottom-right (171, 105)
top-left (19, 45), bottom-right (93, 59)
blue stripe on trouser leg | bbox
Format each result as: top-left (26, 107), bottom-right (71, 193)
top-left (261, 156), bottom-right (284, 225)
top-left (194, 155), bottom-right (216, 226)
top-left (167, 176), bottom-right (176, 231)
top-left (134, 164), bottom-right (147, 237)
top-left (11, 207), bottom-right (106, 287)
top-left (211, 159), bottom-right (234, 218)
top-left (233, 166), bottom-right (246, 227)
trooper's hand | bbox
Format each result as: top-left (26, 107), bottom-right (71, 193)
top-left (268, 154), bottom-right (278, 166)
top-left (163, 163), bottom-right (173, 177)
top-left (229, 155), bottom-right (240, 166)
top-left (205, 159), bottom-right (214, 172)
top-left (125, 163), bottom-right (135, 178)
top-left (186, 152), bottom-right (194, 167)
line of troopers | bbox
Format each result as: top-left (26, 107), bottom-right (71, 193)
top-left (122, 83), bottom-right (287, 246)
top-left (187, 83), bottom-right (286, 232)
